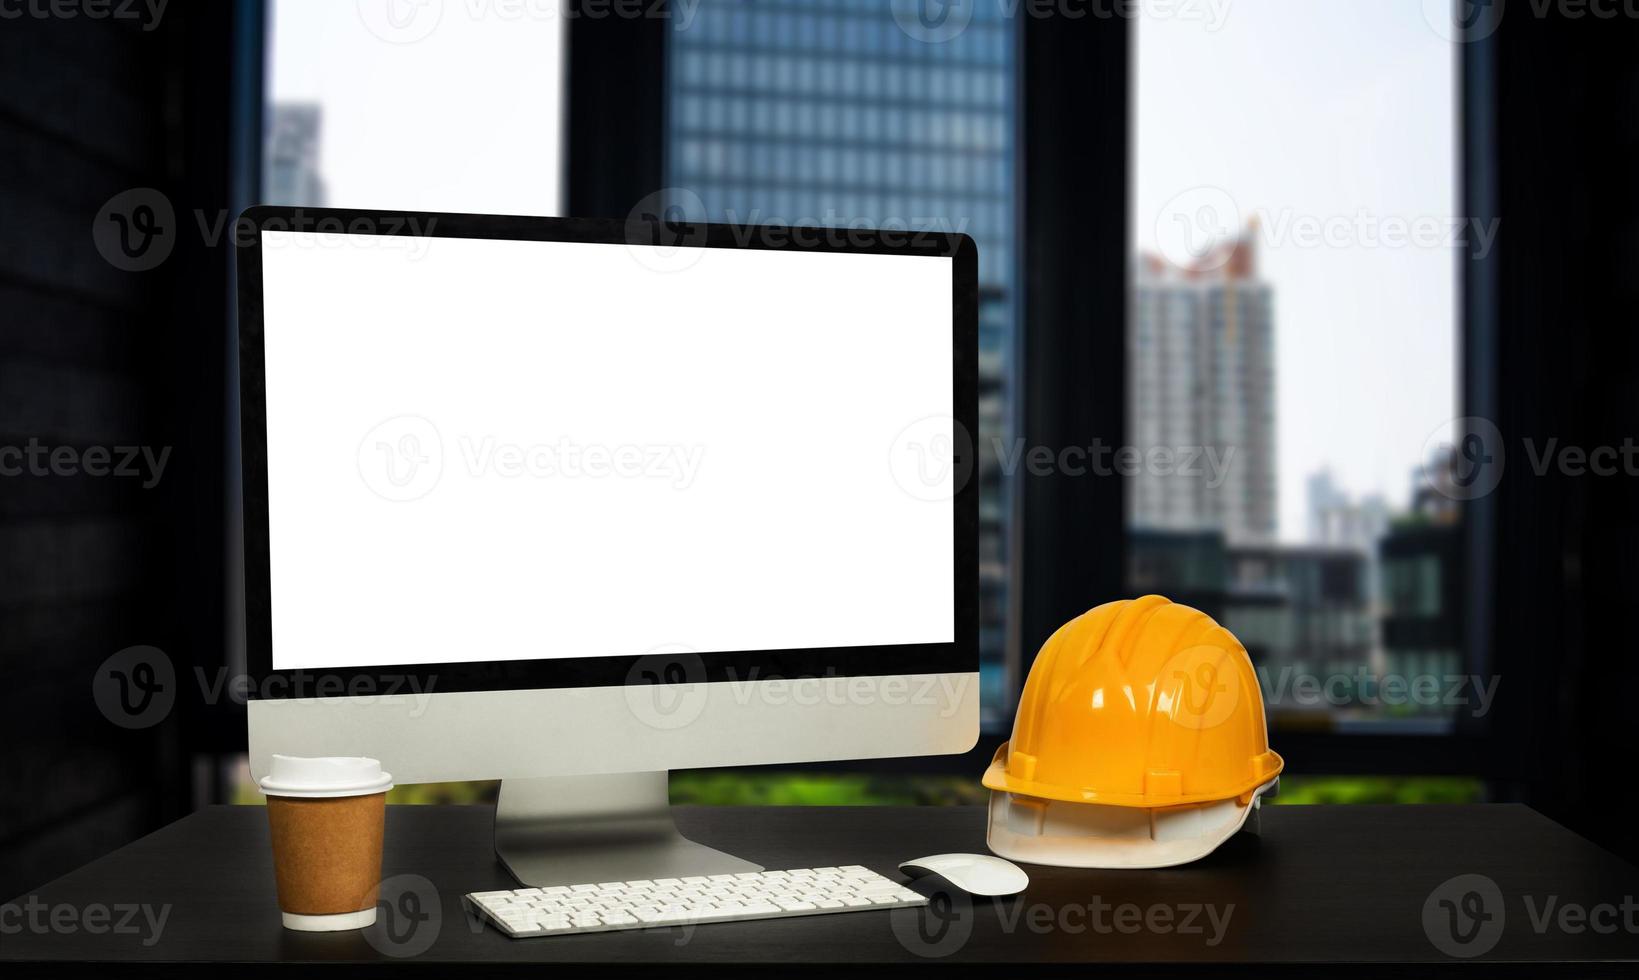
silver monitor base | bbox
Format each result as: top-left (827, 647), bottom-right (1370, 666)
top-left (493, 771), bottom-right (763, 886)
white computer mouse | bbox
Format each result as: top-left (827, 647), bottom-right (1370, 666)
top-left (899, 853), bottom-right (1030, 896)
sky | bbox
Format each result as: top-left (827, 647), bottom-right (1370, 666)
top-left (269, 0), bottom-right (563, 215)
top-left (1134, 0), bottom-right (1459, 541)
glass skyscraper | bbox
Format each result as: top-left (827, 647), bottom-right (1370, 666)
top-left (666, 0), bottom-right (1018, 727)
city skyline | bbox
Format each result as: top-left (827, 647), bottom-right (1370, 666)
top-left (1135, 1), bottom-right (1458, 543)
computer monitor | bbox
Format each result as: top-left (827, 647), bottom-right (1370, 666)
top-left (236, 207), bottom-right (978, 884)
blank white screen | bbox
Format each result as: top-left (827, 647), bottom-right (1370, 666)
top-left (259, 231), bottom-right (954, 670)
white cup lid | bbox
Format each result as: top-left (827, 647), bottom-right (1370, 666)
top-left (259, 755), bottom-right (394, 799)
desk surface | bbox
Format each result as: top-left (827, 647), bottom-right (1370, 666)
top-left (3, 804), bottom-right (1638, 975)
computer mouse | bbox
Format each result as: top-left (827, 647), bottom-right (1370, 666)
top-left (899, 853), bottom-right (1030, 897)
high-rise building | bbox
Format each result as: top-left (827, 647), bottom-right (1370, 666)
top-left (1308, 468), bottom-right (1390, 553)
top-left (665, 3), bottom-right (1018, 725)
top-left (1130, 228), bottom-right (1276, 543)
top-left (264, 103), bottom-right (325, 207)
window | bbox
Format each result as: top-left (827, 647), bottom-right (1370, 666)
top-left (1130, 2), bottom-right (1463, 731)
top-left (264, 1), bottom-right (563, 214)
top-left (666, 0), bottom-right (1020, 729)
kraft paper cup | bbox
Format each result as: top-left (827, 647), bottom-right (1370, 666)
top-left (260, 755), bottom-right (394, 932)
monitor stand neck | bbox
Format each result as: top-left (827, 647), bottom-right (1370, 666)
top-left (493, 771), bottom-right (763, 887)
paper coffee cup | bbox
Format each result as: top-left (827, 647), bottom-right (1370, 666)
top-left (260, 755), bottom-right (394, 932)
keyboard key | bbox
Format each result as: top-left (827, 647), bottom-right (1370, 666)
top-left (470, 866), bottom-right (923, 940)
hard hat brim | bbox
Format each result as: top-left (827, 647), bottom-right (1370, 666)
top-left (984, 778), bottom-right (1279, 869)
top-left (981, 742), bottom-right (1284, 808)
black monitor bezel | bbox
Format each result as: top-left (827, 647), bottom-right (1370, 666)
top-left (236, 206), bottom-right (979, 699)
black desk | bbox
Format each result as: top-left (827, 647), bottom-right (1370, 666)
top-left (4, 804), bottom-right (1638, 975)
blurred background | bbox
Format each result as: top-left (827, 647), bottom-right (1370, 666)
top-left (5, 0), bottom-right (1639, 902)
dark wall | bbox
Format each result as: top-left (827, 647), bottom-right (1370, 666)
top-left (0, 5), bottom-right (243, 899)
top-left (1489, 9), bottom-right (1639, 864)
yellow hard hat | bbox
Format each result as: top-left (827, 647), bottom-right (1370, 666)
top-left (982, 595), bottom-right (1283, 868)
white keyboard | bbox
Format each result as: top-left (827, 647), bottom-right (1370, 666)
top-left (465, 866), bottom-right (928, 938)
